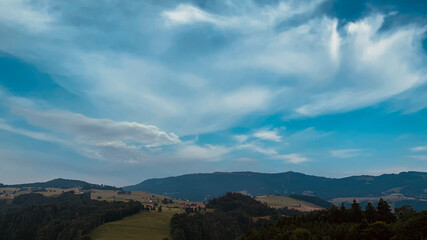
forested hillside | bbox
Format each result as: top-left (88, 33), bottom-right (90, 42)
top-left (170, 192), bottom-right (303, 240)
top-left (125, 171), bottom-right (427, 210)
top-left (0, 192), bottom-right (143, 240)
top-left (239, 200), bottom-right (427, 240)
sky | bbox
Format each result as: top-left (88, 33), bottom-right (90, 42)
top-left (0, 0), bottom-right (426, 186)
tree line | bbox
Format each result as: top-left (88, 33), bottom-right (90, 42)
top-left (239, 199), bottom-right (427, 240)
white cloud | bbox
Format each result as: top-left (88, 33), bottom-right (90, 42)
top-left (11, 106), bottom-right (180, 147)
top-left (0, 0), bottom-right (54, 32)
top-left (410, 146), bottom-right (427, 152)
top-left (236, 143), bottom-right (278, 155)
top-left (294, 15), bottom-right (426, 116)
top-left (330, 149), bottom-right (363, 159)
top-left (176, 144), bottom-right (230, 161)
top-left (234, 143), bottom-right (308, 164)
top-left (162, 0), bottom-right (324, 31)
top-left (276, 153), bottom-right (308, 164)
top-left (234, 135), bottom-right (249, 143)
top-left (4, 105), bottom-right (180, 163)
top-left (253, 129), bottom-right (282, 142)
top-left (0, 120), bottom-right (63, 144)
top-left (0, 0), bottom-right (425, 147)
top-left (162, 4), bottom-right (224, 27)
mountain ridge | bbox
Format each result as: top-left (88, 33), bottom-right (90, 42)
top-left (2, 178), bottom-right (120, 190)
top-left (124, 171), bottom-right (427, 202)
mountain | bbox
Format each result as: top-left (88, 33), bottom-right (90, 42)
top-left (124, 171), bottom-right (427, 202)
top-left (4, 178), bottom-right (120, 190)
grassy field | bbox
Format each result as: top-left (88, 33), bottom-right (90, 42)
top-left (256, 195), bottom-right (323, 212)
top-left (90, 208), bottom-right (183, 240)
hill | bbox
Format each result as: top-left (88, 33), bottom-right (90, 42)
top-left (124, 171), bottom-right (427, 203)
top-left (4, 178), bottom-right (120, 190)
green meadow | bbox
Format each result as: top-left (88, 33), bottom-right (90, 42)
top-left (90, 208), bottom-right (183, 240)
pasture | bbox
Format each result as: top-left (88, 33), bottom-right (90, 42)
top-left (90, 208), bottom-right (182, 240)
top-left (256, 195), bottom-right (323, 212)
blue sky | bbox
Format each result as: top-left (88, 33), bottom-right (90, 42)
top-left (0, 0), bottom-right (426, 186)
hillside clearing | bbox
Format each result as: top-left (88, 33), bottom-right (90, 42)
top-left (255, 195), bottom-right (323, 212)
top-left (90, 208), bottom-right (183, 240)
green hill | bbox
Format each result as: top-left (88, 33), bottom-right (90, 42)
top-left (5, 178), bottom-right (120, 190)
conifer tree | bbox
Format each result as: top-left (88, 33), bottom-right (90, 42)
top-left (376, 198), bottom-right (395, 223)
top-left (351, 199), bottom-right (362, 222)
top-left (365, 202), bottom-right (376, 223)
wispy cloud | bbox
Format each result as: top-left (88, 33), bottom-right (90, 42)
top-left (0, 0), bottom-right (426, 180)
top-left (330, 149), bottom-right (363, 159)
top-left (11, 106), bottom-right (180, 147)
top-left (234, 135), bottom-right (249, 143)
top-left (276, 153), bottom-right (309, 164)
top-left (161, 0), bottom-right (324, 31)
top-left (408, 155), bottom-right (427, 161)
top-left (410, 146), bottom-right (427, 152)
top-left (0, 120), bottom-right (63, 144)
top-left (0, 0), bottom-right (54, 32)
top-left (253, 129), bottom-right (282, 142)
top-left (176, 143), bottom-right (230, 161)
top-left (236, 143), bottom-right (278, 155)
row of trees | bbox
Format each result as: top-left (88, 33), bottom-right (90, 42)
top-left (239, 199), bottom-right (427, 240)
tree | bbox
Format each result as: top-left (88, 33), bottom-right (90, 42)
top-left (351, 199), bottom-right (362, 222)
top-left (340, 203), bottom-right (348, 222)
top-left (376, 199), bottom-right (395, 223)
top-left (362, 221), bottom-right (392, 240)
top-left (290, 228), bottom-right (312, 240)
top-left (394, 205), bottom-right (416, 221)
top-left (365, 202), bottom-right (376, 223)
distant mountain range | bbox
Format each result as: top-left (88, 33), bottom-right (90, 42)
top-left (2, 171), bottom-right (427, 210)
top-left (124, 171), bottom-right (427, 202)
top-left (1, 178), bottom-right (120, 190)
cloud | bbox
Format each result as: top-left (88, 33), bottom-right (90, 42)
top-left (253, 129), bottom-right (282, 142)
top-left (294, 15), bottom-right (426, 116)
top-left (4, 104), bottom-right (180, 163)
top-left (408, 155), bottom-right (427, 161)
top-left (234, 135), bottom-right (249, 143)
top-left (0, 0), bottom-right (425, 136)
top-left (176, 144), bottom-right (230, 161)
top-left (161, 0), bottom-right (324, 31)
top-left (0, 0), bottom-right (426, 177)
top-left (235, 143), bottom-right (308, 164)
top-left (330, 149), bottom-right (363, 159)
top-left (236, 143), bottom-right (278, 155)
top-left (410, 146), bottom-right (427, 152)
top-left (276, 153), bottom-right (308, 164)
top-left (11, 106), bottom-right (180, 147)
top-left (0, 120), bottom-right (63, 144)
top-left (162, 4), bottom-right (223, 27)
top-left (0, 0), bottom-right (54, 32)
